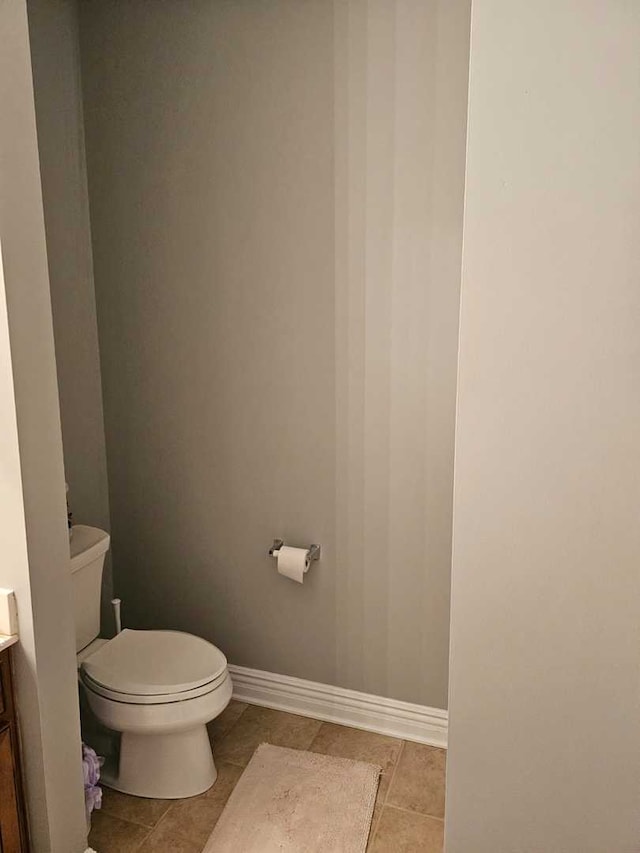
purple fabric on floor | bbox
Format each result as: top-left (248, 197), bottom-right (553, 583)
top-left (85, 783), bottom-right (102, 814)
top-left (83, 743), bottom-right (102, 788)
top-left (82, 743), bottom-right (104, 819)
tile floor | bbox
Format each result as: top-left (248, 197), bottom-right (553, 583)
top-left (88, 701), bottom-right (446, 853)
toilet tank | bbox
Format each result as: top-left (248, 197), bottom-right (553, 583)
top-left (70, 525), bottom-right (110, 652)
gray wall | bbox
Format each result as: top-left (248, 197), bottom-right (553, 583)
top-left (445, 1), bottom-right (640, 850)
top-left (79, 0), bottom-right (469, 708)
top-left (0, 1), bottom-right (88, 848)
top-left (28, 0), bottom-right (113, 629)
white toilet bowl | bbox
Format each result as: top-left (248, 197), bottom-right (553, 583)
top-left (79, 628), bottom-right (232, 799)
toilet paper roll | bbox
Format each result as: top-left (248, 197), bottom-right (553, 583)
top-left (276, 545), bottom-right (309, 584)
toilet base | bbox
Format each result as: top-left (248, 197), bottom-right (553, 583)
top-left (101, 724), bottom-right (217, 799)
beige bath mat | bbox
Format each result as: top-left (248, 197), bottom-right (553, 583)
top-left (203, 743), bottom-right (381, 853)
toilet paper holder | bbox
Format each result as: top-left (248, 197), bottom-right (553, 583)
top-left (268, 539), bottom-right (321, 563)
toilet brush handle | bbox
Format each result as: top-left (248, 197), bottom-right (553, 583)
top-left (112, 598), bottom-right (122, 634)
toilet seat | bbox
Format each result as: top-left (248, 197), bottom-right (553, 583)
top-left (80, 628), bottom-right (228, 704)
top-left (81, 668), bottom-right (229, 705)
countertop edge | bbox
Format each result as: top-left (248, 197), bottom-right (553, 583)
top-left (0, 634), bottom-right (19, 654)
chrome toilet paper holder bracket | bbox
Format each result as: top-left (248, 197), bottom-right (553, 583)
top-left (268, 539), bottom-right (321, 563)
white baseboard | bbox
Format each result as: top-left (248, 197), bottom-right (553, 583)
top-left (228, 664), bottom-right (447, 749)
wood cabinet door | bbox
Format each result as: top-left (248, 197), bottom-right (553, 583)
top-left (0, 724), bottom-right (23, 853)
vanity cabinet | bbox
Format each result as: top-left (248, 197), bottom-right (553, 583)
top-left (0, 648), bottom-right (28, 852)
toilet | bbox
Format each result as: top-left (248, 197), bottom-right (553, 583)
top-left (71, 525), bottom-right (232, 799)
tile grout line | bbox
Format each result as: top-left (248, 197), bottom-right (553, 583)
top-left (133, 822), bottom-right (153, 853)
top-left (383, 802), bottom-right (445, 822)
top-left (218, 757), bottom-right (248, 769)
top-left (90, 807), bottom-right (154, 853)
top-left (133, 805), bottom-right (174, 852)
top-left (369, 739), bottom-right (405, 847)
top-left (218, 702), bottom-right (249, 743)
top-left (99, 802), bottom-right (172, 832)
top-left (381, 739), bottom-right (447, 824)
top-left (307, 718), bottom-right (326, 752)
top-left (304, 719), bottom-right (325, 752)
top-left (209, 702), bottom-right (251, 769)
top-left (382, 740), bottom-right (404, 809)
top-left (135, 799), bottom-right (201, 851)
